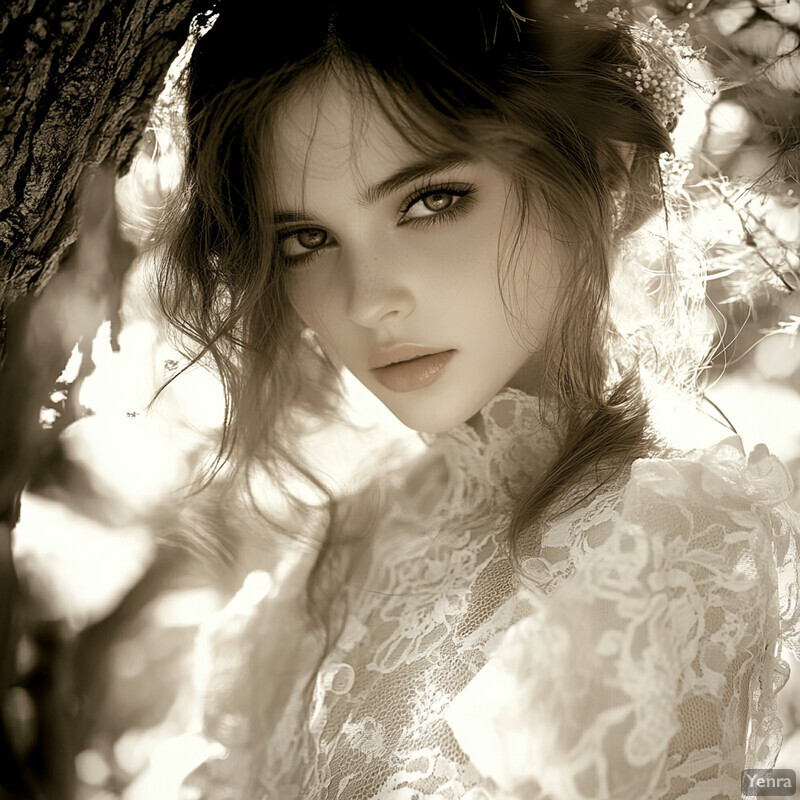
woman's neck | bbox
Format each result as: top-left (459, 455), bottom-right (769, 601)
top-left (464, 353), bottom-right (546, 433)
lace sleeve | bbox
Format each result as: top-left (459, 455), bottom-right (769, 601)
top-left (444, 437), bottom-right (800, 800)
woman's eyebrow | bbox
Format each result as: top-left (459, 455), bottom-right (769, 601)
top-left (359, 153), bottom-right (475, 205)
top-left (274, 210), bottom-right (316, 225)
top-left (272, 153), bottom-right (474, 224)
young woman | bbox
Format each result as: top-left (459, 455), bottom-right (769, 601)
top-left (157, 1), bottom-right (800, 797)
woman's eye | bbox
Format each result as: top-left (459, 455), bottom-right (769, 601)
top-left (402, 187), bottom-right (473, 221)
top-left (279, 227), bottom-right (330, 259)
top-left (420, 192), bottom-right (455, 212)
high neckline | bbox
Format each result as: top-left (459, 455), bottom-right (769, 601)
top-left (419, 387), bottom-right (561, 515)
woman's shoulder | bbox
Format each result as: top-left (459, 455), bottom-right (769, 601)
top-left (615, 426), bottom-right (797, 583)
top-left (446, 430), bottom-right (800, 798)
top-left (551, 391), bottom-right (796, 549)
top-left (547, 429), bottom-right (798, 600)
top-left (629, 434), bottom-right (794, 513)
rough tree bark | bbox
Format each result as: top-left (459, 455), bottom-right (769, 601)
top-left (0, 2), bottom-right (211, 797)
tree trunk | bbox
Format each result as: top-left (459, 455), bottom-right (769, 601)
top-left (0, 0), bottom-right (208, 312)
top-left (0, 2), bottom-right (211, 796)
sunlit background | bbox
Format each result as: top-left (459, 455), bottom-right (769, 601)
top-left (9, 4), bottom-right (800, 797)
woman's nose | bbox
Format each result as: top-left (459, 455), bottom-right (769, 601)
top-left (344, 252), bottom-right (416, 328)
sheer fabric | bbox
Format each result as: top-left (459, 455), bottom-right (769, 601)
top-left (181, 388), bottom-right (800, 800)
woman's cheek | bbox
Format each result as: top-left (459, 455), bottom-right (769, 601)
top-left (286, 275), bottom-right (319, 329)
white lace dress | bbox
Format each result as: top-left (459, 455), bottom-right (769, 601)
top-left (181, 388), bottom-right (800, 800)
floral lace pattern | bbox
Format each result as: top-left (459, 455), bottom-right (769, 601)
top-left (181, 389), bottom-right (800, 800)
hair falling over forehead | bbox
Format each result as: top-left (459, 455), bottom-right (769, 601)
top-left (157, 0), bottom-right (708, 737)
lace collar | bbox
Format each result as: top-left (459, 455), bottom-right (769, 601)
top-left (419, 387), bottom-right (561, 515)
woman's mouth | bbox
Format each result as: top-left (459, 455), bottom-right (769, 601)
top-left (370, 350), bottom-right (456, 392)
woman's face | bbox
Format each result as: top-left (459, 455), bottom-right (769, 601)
top-left (272, 79), bottom-right (562, 433)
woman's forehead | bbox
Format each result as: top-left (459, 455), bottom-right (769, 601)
top-left (270, 77), bottom-right (427, 204)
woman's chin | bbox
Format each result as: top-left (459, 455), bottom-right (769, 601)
top-left (373, 385), bottom-right (504, 435)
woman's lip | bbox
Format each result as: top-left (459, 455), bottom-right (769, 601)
top-left (371, 350), bottom-right (455, 393)
top-left (368, 343), bottom-right (451, 369)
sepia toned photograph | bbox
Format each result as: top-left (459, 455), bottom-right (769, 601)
top-left (3, 1), bottom-right (800, 798)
